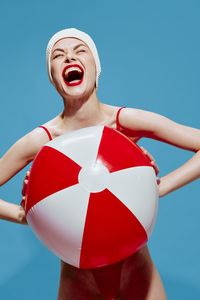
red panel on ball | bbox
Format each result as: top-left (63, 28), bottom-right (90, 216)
top-left (96, 126), bottom-right (152, 173)
top-left (26, 146), bottom-right (81, 213)
top-left (79, 189), bottom-right (147, 268)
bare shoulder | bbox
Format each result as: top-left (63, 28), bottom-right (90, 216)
top-left (0, 127), bottom-right (53, 185)
top-left (11, 127), bottom-right (52, 162)
top-left (118, 107), bottom-right (162, 132)
top-left (40, 114), bottom-right (64, 138)
top-left (118, 106), bottom-right (184, 131)
top-left (20, 114), bottom-right (60, 152)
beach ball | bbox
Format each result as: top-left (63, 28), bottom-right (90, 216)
top-left (25, 126), bottom-right (159, 269)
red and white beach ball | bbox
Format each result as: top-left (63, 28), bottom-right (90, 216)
top-left (25, 126), bottom-right (158, 269)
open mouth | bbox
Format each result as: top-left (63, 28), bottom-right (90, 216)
top-left (62, 64), bottom-right (84, 86)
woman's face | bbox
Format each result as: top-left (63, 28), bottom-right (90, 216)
top-left (50, 37), bottom-right (97, 100)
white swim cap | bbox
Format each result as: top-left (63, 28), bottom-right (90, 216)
top-left (46, 28), bottom-right (101, 87)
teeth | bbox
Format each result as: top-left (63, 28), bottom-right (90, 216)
top-left (65, 66), bottom-right (82, 76)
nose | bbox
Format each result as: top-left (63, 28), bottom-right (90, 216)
top-left (64, 52), bottom-right (76, 63)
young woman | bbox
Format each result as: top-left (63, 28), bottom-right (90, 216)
top-left (1, 28), bottom-right (200, 300)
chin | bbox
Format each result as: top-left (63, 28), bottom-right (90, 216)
top-left (66, 87), bottom-right (86, 98)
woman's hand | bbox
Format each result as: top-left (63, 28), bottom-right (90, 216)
top-left (140, 146), bottom-right (160, 184)
top-left (18, 205), bottom-right (28, 224)
top-left (21, 170), bottom-right (30, 209)
top-left (0, 199), bottom-right (27, 224)
top-left (20, 152), bottom-right (160, 207)
top-left (0, 171), bottom-right (29, 224)
top-left (0, 128), bottom-right (47, 224)
top-left (119, 108), bottom-right (200, 197)
top-left (19, 170), bottom-right (31, 225)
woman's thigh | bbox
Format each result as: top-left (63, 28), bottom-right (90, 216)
top-left (119, 246), bottom-right (167, 300)
top-left (57, 263), bottom-right (103, 300)
top-left (57, 246), bottom-right (167, 300)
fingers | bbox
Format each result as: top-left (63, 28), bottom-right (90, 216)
top-left (25, 170), bottom-right (30, 179)
top-left (156, 177), bottom-right (161, 185)
top-left (140, 146), bottom-right (155, 161)
top-left (21, 179), bottom-right (28, 196)
top-left (140, 146), bottom-right (159, 175)
top-left (150, 160), bottom-right (160, 175)
top-left (21, 170), bottom-right (31, 196)
top-left (20, 171), bottom-right (30, 209)
top-left (23, 171), bottom-right (30, 182)
top-left (19, 205), bottom-right (28, 224)
top-left (21, 170), bottom-right (31, 209)
top-left (20, 196), bottom-right (26, 209)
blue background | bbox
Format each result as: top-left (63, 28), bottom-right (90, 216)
top-left (0, 0), bottom-right (200, 299)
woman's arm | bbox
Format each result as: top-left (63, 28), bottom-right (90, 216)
top-left (0, 127), bottom-right (50, 223)
top-left (118, 108), bottom-right (200, 197)
top-left (0, 199), bottom-right (27, 224)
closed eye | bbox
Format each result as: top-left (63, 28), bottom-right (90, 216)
top-left (77, 49), bottom-right (86, 54)
top-left (53, 54), bottom-right (64, 59)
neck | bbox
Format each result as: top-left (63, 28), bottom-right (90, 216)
top-left (60, 89), bottom-right (105, 129)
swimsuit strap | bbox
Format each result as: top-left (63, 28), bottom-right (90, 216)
top-left (116, 106), bottom-right (126, 131)
top-left (39, 125), bottom-right (53, 141)
top-left (39, 107), bottom-right (126, 140)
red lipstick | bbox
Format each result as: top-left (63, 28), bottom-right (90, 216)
top-left (62, 64), bottom-right (84, 87)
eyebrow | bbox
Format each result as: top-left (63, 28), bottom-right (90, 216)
top-left (52, 48), bottom-right (65, 54)
top-left (52, 44), bottom-right (87, 54)
top-left (74, 43), bottom-right (87, 50)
